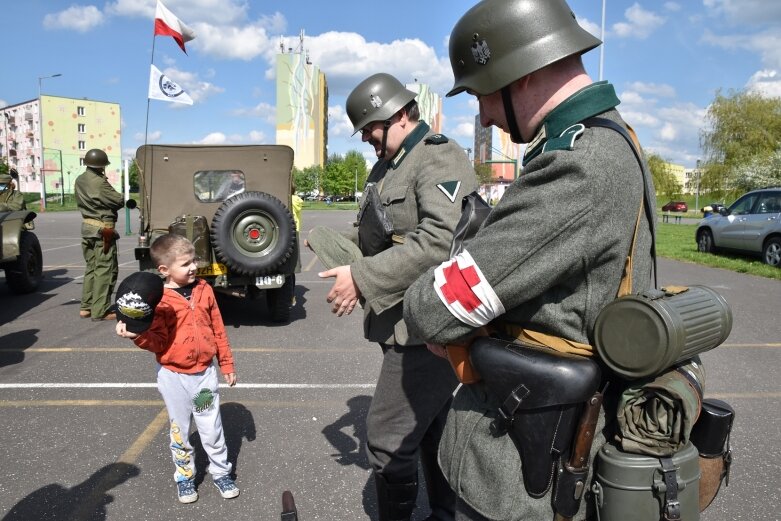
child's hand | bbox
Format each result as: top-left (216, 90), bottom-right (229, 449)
top-left (224, 372), bottom-right (237, 387)
top-left (115, 321), bottom-right (139, 339)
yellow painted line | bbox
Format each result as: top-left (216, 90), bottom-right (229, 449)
top-left (70, 407), bottom-right (168, 521)
top-left (118, 407), bottom-right (169, 464)
top-left (304, 254), bottom-right (319, 272)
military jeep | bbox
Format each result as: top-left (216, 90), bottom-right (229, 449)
top-left (134, 144), bottom-right (298, 322)
top-left (0, 210), bottom-right (43, 294)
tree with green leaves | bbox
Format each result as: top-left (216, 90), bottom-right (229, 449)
top-left (293, 165), bottom-right (323, 196)
top-left (646, 152), bottom-right (682, 200)
top-left (700, 89), bottom-right (781, 195)
top-left (732, 150), bottom-right (781, 192)
top-left (474, 162), bottom-right (493, 186)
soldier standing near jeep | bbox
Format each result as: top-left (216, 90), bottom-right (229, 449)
top-left (318, 72), bottom-right (478, 521)
top-left (0, 170), bottom-right (26, 212)
top-left (75, 148), bottom-right (124, 321)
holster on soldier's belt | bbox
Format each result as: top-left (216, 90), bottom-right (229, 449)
top-left (101, 226), bottom-right (118, 254)
top-left (468, 336), bottom-right (601, 498)
top-left (357, 183), bottom-right (394, 256)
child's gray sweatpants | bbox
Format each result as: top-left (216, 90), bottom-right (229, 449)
top-left (156, 364), bottom-right (232, 483)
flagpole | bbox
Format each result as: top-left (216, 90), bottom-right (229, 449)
top-left (144, 33), bottom-right (156, 148)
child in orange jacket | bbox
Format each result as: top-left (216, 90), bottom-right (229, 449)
top-left (116, 234), bottom-right (238, 504)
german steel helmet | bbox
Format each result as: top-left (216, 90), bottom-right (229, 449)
top-left (84, 148), bottom-right (110, 168)
top-left (447, 0), bottom-right (601, 97)
top-left (346, 73), bottom-right (417, 134)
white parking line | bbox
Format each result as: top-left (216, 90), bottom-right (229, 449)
top-left (0, 383), bottom-right (375, 389)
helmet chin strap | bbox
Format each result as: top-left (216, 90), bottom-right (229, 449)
top-left (379, 119), bottom-right (392, 159)
top-left (501, 86), bottom-right (523, 144)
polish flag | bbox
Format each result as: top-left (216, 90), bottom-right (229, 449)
top-left (154, 1), bottom-right (195, 54)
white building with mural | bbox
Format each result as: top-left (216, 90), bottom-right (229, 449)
top-left (275, 34), bottom-right (328, 170)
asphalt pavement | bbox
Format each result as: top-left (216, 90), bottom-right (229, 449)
top-left (0, 209), bottom-right (779, 521)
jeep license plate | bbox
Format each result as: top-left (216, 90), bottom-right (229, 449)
top-left (196, 263), bottom-right (228, 276)
top-left (256, 274), bottom-right (285, 288)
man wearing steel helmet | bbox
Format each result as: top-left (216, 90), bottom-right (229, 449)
top-left (318, 72), bottom-right (477, 520)
top-left (0, 169), bottom-right (26, 212)
top-left (403, 0), bottom-right (656, 520)
top-left (75, 148), bottom-right (124, 321)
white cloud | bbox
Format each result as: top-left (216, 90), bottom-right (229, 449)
top-left (659, 122), bottom-right (677, 141)
top-left (232, 102), bottom-right (276, 123)
top-left (43, 5), bottom-right (105, 32)
top-left (626, 81), bottom-right (676, 98)
top-left (327, 105), bottom-right (354, 138)
top-left (191, 21), bottom-right (276, 61)
top-left (133, 130), bottom-right (162, 142)
top-left (304, 32), bottom-right (453, 96)
top-left (450, 122), bottom-right (474, 140)
top-left (196, 132), bottom-right (228, 144)
top-left (663, 2), bottom-right (682, 12)
top-left (0, 99), bottom-right (7, 108)
top-left (576, 17), bottom-right (602, 39)
top-left (612, 3), bottom-right (666, 39)
top-left (106, 0), bottom-right (250, 26)
top-left (702, 0), bottom-right (781, 26)
top-left (248, 130), bottom-right (267, 142)
top-left (746, 69), bottom-right (781, 98)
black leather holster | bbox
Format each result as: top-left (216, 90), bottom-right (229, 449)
top-left (469, 336), bottom-right (601, 498)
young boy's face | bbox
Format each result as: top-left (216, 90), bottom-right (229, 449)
top-left (160, 253), bottom-right (197, 287)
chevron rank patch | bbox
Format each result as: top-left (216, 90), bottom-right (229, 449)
top-left (437, 180), bottom-right (462, 203)
top-left (424, 134), bottom-right (449, 144)
top-left (433, 249), bottom-right (505, 328)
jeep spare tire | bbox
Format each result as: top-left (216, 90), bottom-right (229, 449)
top-left (211, 191), bottom-right (296, 276)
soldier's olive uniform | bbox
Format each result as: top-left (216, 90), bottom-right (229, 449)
top-left (349, 120), bottom-right (478, 519)
top-left (404, 83), bottom-right (656, 521)
top-left (75, 166), bottom-right (124, 319)
top-left (0, 175), bottom-right (25, 212)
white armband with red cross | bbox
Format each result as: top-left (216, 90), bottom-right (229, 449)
top-left (433, 249), bottom-right (505, 328)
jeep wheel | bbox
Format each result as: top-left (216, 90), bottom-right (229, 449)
top-left (5, 231), bottom-right (43, 294)
top-left (266, 275), bottom-right (294, 323)
top-left (211, 191), bottom-right (296, 276)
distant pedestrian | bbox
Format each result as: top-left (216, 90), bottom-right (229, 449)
top-left (74, 149), bottom-right (124, 321)
top-left (116, 234), bottom-right (239, 504)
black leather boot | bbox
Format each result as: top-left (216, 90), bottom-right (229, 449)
top-left (420, 448), bottom-right (456, 521)
top-left (374, 472), bottom-right (418, 521)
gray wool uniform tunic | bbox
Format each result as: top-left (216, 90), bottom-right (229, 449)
top-left (350, 121), bottom-right (479, 346)
top-left (403, 83), bottom-right (657, 520)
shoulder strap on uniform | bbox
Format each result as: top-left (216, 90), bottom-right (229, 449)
top-left (582, 117), bottom-right (658, 290)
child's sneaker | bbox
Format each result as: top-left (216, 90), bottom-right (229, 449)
top-left (177, 479), bottom-right (198, 504)
top-left (214, 475), bottom-right (240, 499)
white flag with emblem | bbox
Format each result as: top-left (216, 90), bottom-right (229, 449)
top-left (148, 64), bottom-right (193, 105)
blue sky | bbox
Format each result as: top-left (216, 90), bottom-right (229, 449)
top-left (2, 0), bottom-right (780, 169)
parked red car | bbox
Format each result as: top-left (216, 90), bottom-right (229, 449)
top-left (662, 201), bottom-right (688, 212)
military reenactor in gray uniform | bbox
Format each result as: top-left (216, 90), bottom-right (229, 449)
top-left (75, 149), bottom-right (124, 321)
top-left (403, 1), bottom-right (656, 520)
top-left (318, 73), bottom-right (478, 520)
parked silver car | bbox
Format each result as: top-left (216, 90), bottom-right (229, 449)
top-left (696, 187), bottom-right (781, 266)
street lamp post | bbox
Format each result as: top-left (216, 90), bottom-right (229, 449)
top-left (38, 73), bottom-right (62, 211)
top-left (695, 159), bottom-right (701, 213)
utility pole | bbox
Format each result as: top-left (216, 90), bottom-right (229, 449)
top-left (37, 73), bottom-right (62, 211)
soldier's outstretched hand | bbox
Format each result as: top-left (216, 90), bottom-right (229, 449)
top-left (320, 265), bottom-right (361, 317)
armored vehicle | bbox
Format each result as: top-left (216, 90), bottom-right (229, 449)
top-left (0, 210), bottom-right (42, 294)
top-left (134, 144), bottom-right (299, 322)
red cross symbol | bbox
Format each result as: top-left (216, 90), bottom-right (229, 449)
top-left (439, 261), bottom-right (482, 313)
